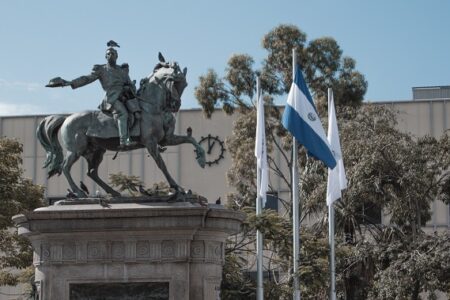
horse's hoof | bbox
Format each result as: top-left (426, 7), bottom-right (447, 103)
top-left (197, 159), bottom-right (206, 168)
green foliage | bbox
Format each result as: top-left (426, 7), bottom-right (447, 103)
top-left (109, 172), bottom-right (142, 196)
top-left (195, 24), bottom-right (367, 118)
top-left (302, 105), bottom-right (450, 297)
top-left (206, 24), bottom-right (367, 298)
top-left (367, 232), bottom-right (450, 299)
top-left (222, 207), bottom-right (335, 298)
top-left (0, 138), bottom-right (44, 286)
top-left (220, 104), bottom-right (450, 298)
top-left (196, 24), bottom-right (449, 299)
top-left (221, 251), bottom-right (255, 300)
top-left (109, 172), bottom-right (177, 197)
top-left (261, 24), bottom-right (307, 94)
top-left (195, 69), bottom-right (230, 118)
top-left (304, 105), bottom-right (450, 239)
top-left (226, 103), bottom-right (289, 211)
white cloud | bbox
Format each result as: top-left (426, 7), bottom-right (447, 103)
top-left (0, 102), bottom-right (43, 116)
top-left (0, 78), bottom-right (42, 92)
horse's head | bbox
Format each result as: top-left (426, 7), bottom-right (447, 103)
top-left (139, 53), bottom-right (188, 113)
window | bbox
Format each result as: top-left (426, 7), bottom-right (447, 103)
top-left (264, 192), bottom-right (279, 212)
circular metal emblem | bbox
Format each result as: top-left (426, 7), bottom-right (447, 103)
top-left (307, 112), bottom-right (317, 121)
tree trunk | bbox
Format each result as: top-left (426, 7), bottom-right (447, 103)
top-left (411, 279), bottom-right (420, 300)
top-left (344, 221), bottom-right (355, 244)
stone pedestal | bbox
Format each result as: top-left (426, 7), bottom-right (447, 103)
top-left (13, 201), bottom-right (244, 300)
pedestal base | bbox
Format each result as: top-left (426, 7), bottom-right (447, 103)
top-left (13, 201), bottom-right (244, 300)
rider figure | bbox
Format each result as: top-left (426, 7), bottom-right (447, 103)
top-left (62, 43), bottom-right (136, 148)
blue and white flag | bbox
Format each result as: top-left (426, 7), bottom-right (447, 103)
top-left (326, 88), bottom-right (347, 205)
top-left (255, 90), bottom-right (268, 206)
top-left (282, 65), bottom-right (337, 169)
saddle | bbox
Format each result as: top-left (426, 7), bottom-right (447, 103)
top-left (86, 99), bottom-right (141, 139)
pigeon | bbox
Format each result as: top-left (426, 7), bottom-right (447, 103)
top-left (107, 40), bottom-right (120, 48)
top-left (66, 189), bottom-right (76, 199)
top-left (215, 197), bottom-right (221, 205)
top-left (99, 198), bottom-right (111, 208)
top-left (80, 181), bottom-right (89, 196)
top-left (139, 185), bottom-right (151, 196)
top-left (186, 127), bottom-right (192, 137)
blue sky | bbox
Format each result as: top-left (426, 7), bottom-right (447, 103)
top-left (1, 0), bottom-right (449, 116)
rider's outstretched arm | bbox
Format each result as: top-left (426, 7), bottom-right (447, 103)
top-left (70, 65), bottom-right (102, 89)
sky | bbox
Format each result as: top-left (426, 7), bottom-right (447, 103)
top-left (1, 0), bottom-right (449, 116)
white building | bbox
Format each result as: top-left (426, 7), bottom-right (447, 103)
top-left (0, 87), bottom-right (449, 299)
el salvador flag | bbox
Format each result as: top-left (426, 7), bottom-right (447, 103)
top-left (282, 65), bottom-right (337, 169)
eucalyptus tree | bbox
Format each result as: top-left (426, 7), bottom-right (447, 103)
top-left (195, 24), bottom-right (367, 210)
top-left (195, 24), bottom-right (450, 299)
top-left (195, 24), bottom-right (367, 298)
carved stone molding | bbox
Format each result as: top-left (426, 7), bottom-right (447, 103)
top-left (111, 242), bottom-right (125, 260)
top-left (35, 239), bottom-right (224, 265)
top-left (14, 202), bottom-right (245, 300)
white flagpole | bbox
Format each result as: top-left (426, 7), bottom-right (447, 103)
top-left (327, 87), bottom-right (337, 300)
top-left (256, 76), bottom-right (264, 300)
top-left (292, 48), bottom-right (301, 300)
top-left (327, 87), bottom-right (346, 300)
top-left (328, 200), bottom-right (336, 300)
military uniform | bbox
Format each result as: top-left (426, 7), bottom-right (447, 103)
top-left (71, 63), bottom-right (134, 111)
top-left (70, 63), bottom-right (135, 145)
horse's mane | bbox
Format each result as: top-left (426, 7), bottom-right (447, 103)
top-left (148, 63), bottom-right (180, 84)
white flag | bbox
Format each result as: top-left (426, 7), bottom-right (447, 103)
top-left (255, 91), bottom-right (268, 206)
top-left (326, 89), bottom-right (347, 205)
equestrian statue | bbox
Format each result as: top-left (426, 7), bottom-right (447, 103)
top-left (38, 41), bottom-right (206, 198)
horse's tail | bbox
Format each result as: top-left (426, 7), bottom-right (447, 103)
top-left (36, 115), bottom-right (66, 178)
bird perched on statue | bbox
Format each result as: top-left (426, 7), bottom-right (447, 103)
top-left (186, 127), bottom-right (192, 137)
top-left (107, 40), bottom-right (120, 48)
top-left (139, 185), bottom-right (152, 197)
top-left (215, 197), bottom-right (221, 205)
top-left (80, 181), bottom-right (89, 196)
top-left (66, 189), bottom-right (76, 199)
top-left (158, 145), bottom-right (167, 153)
top-left (99, 198), bottom-right (111, 208)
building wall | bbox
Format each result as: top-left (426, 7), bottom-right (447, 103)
top-left (0, 100), bottom-right (448, 299)
top-left (0, 99), bottom-right (449, 229)
top-left (0, 110), bottom-right (238, 203)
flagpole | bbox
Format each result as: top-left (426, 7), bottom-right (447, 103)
top-left (283, 49), bottom-right (337, 300)
top-left (327, 87), bottom-right (345, 300)
top-left (256, 76), bottom-right (264, 300)
top-left (328, 201), bottom-right (336, 300)
top-left (292, 48), bottom-right (301, 300)
top-left (328, 87), bottom-right (337, 300)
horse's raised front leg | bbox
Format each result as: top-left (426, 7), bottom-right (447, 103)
top-left (161, 134), bottom-right (206, 168)
top-left (84, 148), bottom-right (121, 197)
top-left (144, 139), bottom-right (180, 191)
top-left (62, 151), bottom-right (87, 198)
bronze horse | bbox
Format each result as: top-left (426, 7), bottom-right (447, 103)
top-left (37, 56), bottom-right (206, 198)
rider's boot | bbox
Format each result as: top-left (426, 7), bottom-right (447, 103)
top-left (117, 118), bottom-right (132, 149)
